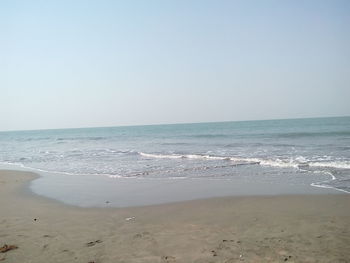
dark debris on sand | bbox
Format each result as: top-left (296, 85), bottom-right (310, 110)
top-left (0, 244), bottom-right (18, 253)
top-left (85, 240), bottom-right (102, 247)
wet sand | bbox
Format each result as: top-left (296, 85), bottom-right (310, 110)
top-left (0, 170), bottom-right (349, 262)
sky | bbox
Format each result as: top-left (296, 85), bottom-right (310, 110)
top-left (1, 0), bottom-right (349, 131)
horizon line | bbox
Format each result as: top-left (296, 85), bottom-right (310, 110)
top-left (1, 114), bottom-right (349, 133)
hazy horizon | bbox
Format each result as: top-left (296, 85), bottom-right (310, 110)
top-left (1, 0), bottom-right (349, 131)
top-left (1, 114), bottom-right (349, 133)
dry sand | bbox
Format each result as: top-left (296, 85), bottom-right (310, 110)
top-left (0, 170), bottom-right (349, 263)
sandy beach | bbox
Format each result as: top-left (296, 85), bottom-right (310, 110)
top-left (2, 0), bottom-right (349, 261)
top-left (0, 170), bottom-right (349, 263)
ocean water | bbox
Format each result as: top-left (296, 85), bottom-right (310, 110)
top-left (0, 117), bottom-right (350, 204)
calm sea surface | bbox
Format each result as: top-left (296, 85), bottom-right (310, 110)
top-left (1, 117), bottom-right (350, 196)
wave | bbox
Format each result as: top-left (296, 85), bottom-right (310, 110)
top-left (138, 152), bottom-right (350, 170)
top-left (56, 136), bottom-right (106, 141)
top-left (139, 152), bottom-right (185, 159)
top-left (139, 152), bottom-right (248, 162)
top-left (138, 152), bottom-right (298, 168)
top-left (2, 154), bottom-right (349, 194)
top-left (308, 161), bottom-right (350, 170)
top-left (16, 137), bottom-right (51, 142)
top-left (137, 151), bottom-right (350, 194)
top-left (275, 131), bottom-right (350, 138)
top-left (161, 142), bottom-right (192, 146)
top-left (186, 134), bottom-right (230, 139)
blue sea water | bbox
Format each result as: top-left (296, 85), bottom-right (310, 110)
top-left (0, 116), bottom-right (350, 202)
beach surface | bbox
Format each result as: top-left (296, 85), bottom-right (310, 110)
top-left (0, 170), bottom-right (349, 263)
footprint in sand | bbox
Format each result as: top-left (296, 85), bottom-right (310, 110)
top-left (132, 231), bottom-right (158, 247)
top-left (209, 239), bottom-right (243, 259)
top-left (161, 255), bottom-right (176, 262)
top-left (133, 231), bottom-right (152, 240)
top-left (86, 240), bottom-right (103, 247)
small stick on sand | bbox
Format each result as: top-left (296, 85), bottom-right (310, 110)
top-left (0, 244), bottom-right (18, 253)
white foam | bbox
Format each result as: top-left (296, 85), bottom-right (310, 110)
top-left (106, 174), bottom-right (124, 179)
top-left (139, 152), bottom-right (228, 160)
top-left (138, 152), bottom-right (302, 168)
top-left (139, 152), bottom-right (184, 159)
top-left (311, 183), bottom-right (350, 194)
top-left (0, 161), bottom-right (127, 179)
top-left (258, 159), bottom-right (299, 168)
top-left (308, 161), bottom-right (350, 169)
top-left (309, 169), bottom-right (350, 194)
top-left (139, 151), bottom-right (350, 171)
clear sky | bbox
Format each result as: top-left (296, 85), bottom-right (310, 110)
top-left (1, 0), bottom-right (349, 131)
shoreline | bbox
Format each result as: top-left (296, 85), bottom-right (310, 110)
top-left (0, 163), bottom-right (341, 208)
top-left (1, 169), bottom-right (349, 262)
top-left (1, 159), bottom-right (347, 199)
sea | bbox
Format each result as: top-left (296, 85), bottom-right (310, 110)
top-left (0, 116), bottom-right (349, 206)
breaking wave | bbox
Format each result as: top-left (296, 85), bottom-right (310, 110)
top-left (138, 151), bottom-right (350, 170)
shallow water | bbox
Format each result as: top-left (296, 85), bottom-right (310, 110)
top-left (0, 117), bottom-right (349, 206)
